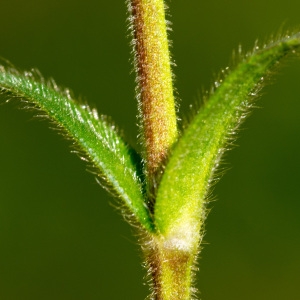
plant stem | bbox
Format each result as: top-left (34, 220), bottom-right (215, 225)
top-left (146, 237), bottom-right (196, 300)
top-left (128, 0), bottom-right (177, 192)
top-left (128, 1), bottom-right (191, 298)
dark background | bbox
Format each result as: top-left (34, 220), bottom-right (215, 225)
top-left (0, 0), bottom-right (300, 299)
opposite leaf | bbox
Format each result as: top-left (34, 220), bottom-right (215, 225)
top-left (0, 65), bottom-right (154, 232)
top-left (154, 33), bottom-right (300, 249)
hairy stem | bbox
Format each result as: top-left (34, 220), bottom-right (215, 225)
top-left (146, 237), bottom-right (196, 300)
top-left (128, 0), bottom-right (177, 191)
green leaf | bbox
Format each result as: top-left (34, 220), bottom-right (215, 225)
top-left (0, 65), bottom-right (154, 233)
top-left (154, 33), bottom-right (300, 249)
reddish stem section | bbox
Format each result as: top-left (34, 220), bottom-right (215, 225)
top-left (129, 0), bottom-right (177, 188)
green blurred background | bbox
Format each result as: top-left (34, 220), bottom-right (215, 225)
top-left (0, 0), bottom-right (300, 299)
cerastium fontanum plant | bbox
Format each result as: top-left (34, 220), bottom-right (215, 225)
top-left (1, 1), bottom-right (300, 299)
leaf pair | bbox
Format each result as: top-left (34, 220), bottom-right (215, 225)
top-left (0, 33), bottom-right (300, 240)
